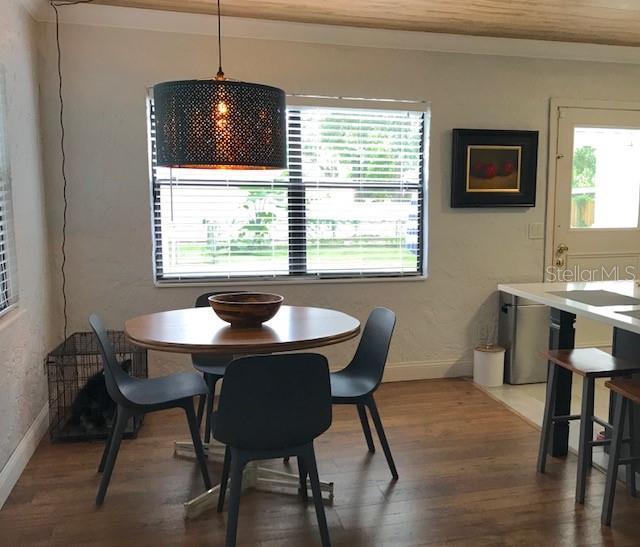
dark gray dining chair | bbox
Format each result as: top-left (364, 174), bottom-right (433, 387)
top-left (192, 291), bottom-right (237, 443)
top-left (330, 307), bottom-right (398, 479)
top-left (89, 314), bottom-right (212, 505)
top-left (214, 353), bottom-right (332, 547)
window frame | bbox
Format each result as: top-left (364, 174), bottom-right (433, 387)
top-left (0, 67), bottom-right (18, 317)
top-left (148, 95), bottom-right (429, 286)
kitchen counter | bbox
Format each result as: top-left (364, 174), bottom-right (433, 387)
top-left (498, 280), bottom-right (640, 468)
top-left (498, 280), bottom-right (640, 335)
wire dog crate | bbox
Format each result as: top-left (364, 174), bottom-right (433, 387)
top-left (47, 331), bottom-right (148, 442)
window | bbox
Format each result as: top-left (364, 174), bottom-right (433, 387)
top-left (0, 68), bottom-right (18, 314)
top-left (571, 127), bottom-right (640, 229)
top-left (148, 97), bottom-right (427, 283)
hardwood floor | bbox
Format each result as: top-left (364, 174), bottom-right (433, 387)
top-left (1, 378), bottom-right (638, 545)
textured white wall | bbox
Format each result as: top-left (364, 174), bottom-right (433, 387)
top-left (0, 1), bottom-right (56, 471)
top-left (36, 21), bottom-right (640, 376)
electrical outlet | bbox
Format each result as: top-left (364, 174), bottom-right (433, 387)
top-left (528, 222), bottom-right (544, 240)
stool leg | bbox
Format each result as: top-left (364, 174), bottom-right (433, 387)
top-left (625, 399), bottom-right (637, 498)
top-left (602, 396), bottom-right (627, 527)
top-left (538, 363), bottom-right (558, 473)
top-left (576, 376), bottom-right (595, 504)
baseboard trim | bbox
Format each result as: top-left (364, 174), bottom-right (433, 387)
top-left (383, 358), bottom-right (472, 382)
top-left (0, 403), bottom-right (49, 509)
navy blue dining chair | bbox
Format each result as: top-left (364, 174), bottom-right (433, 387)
top-left (89, 314), bottom-right (211, 505)
top-left (192, 291), bottom-right (238, 443)
top-left (330, 307), bottom-right (398, 479)
top-left (214, 353), bottom-right (332, 547)
top-left (285, 308), bottom-right (398, 481)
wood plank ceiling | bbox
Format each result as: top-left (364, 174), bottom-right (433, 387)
top-left (91, 0), bottom-right (640, 47)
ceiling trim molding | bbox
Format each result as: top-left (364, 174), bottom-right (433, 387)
top-left (37, 2), bottom-right (640, 65)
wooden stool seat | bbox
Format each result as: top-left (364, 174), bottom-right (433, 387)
top-left (544, 348), bottom-right (640, 378)
top-left (606, 378), bottom-right (640, 405)
top-left (538, 347), bottom-right (640, 506)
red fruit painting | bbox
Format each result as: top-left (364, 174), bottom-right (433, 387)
top-left (501, 161), bottom-right (515, 176)
top-left (464, 141), bottom-right (521, 193)
top-left (482, 163), bottom-right (497, 179)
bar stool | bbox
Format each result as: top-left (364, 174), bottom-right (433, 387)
top-left (601, 378), bottom-right (640, 526)
top-left (537, 348), bottom-right (640, 503)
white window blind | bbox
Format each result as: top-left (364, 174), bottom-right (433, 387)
top-left (0, 69), bottom-right (18, 313)
top-left (148, 100), bottom-right (426, 283)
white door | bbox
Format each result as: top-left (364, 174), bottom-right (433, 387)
top-left (551, 106), bottom-right (640, 345)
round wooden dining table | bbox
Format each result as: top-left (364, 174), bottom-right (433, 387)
top-left (125, 304), bottom-right (361, 355)
top-left (124, 304), bottom-right (361, 519)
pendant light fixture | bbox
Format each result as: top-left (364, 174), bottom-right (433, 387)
top-left (152, 0), bottom-right (287, 170)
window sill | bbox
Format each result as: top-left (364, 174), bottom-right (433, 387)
top-left (154, 275), bottom-right (428, 288)
top-left (0, 304), bottom-right (23, 332)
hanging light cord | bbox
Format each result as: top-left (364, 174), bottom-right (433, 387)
top-left (50, 0), bottom-right (95, 342)
top-left (216, 0), bottom-right (225, 79)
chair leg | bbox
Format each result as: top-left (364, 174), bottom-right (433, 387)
top-left (303, 444), bottom-right (331, 547)
top-left (196, 392), bottom-right (206, 430)
top-left (367, 395), bottom-right (398, 480)
top-left (98, 405), bottom-right (119, 473)
top-left (297, 456), bottom-right (308, 502)
top-left (225, 450), bottom-right (246, 547)
top-left (537, 363), bottom-right (558, 473)
top-left (204, 377), bottom-right (218, 444)
top-left (357, 403), bottom-right (375, 453)
top-left (96, 408), bottom-right (129, 506)
top-left (625, 399), bottom-right (637, 497)
top-left (576, 377), bottom-right (595, 504)
top-left (218, 445), bottom-right (231, 513)
top-left (184, 399), bottom-right (212, 490)
top-left (602, 395), bottom-right (627, 526)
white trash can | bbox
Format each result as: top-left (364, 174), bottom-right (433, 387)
top-left (473, 345), bottom-right (505, 387)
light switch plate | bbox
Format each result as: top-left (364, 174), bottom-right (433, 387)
top-left (528, 222), bottom-right (544, 240)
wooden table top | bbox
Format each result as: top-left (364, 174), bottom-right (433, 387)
top-left (124, 305), bottom-right (361, 354)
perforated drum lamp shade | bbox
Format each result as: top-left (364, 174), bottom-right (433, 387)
top-left (152, 79), bottom-right (287, 170)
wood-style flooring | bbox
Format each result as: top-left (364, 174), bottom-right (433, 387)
top-left (1, 379), bottom-right (639, 546)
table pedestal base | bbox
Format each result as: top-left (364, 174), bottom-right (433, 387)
top-left (174, 441), bottom-right (334, 520)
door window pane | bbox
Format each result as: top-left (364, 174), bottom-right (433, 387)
top-left (571, 127), bottom-right (640, 229)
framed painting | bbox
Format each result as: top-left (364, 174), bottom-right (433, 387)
top-left (451, 129), bottom-right (538, 207)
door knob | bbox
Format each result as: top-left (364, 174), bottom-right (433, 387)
top-left (555, 243), bottom-right (569, 267)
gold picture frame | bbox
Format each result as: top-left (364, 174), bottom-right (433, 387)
top-left (465, 145), bottom-right (522, 193)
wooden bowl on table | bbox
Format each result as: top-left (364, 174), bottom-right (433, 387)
top-left (208, 292), bottom-right (284, 328)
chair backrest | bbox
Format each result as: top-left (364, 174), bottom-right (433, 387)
top-left (194, 290), bottom-right (247, 309)
top-left (88, 314), bottom-right (134, 407)
top-left (345, 307), bottom-right (396, 392)
top-left (195, 291), bottom-right (220, 309)
top-left (213, 353), bottom-right (332, 451)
